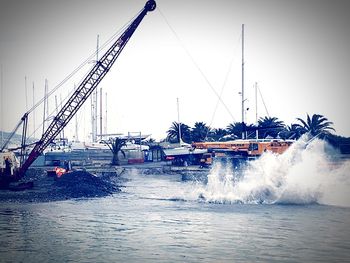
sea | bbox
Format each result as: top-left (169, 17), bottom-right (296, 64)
top-left (0, 138), bottom-right (350, 262)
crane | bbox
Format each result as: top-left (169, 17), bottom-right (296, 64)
top-left (18, 0), bottom-right (156, 176)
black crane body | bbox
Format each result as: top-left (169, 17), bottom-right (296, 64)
top-left (19, 0), bottom-right (156, 176)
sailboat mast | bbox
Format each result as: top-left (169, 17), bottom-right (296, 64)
top-left (255, 82), bottom-right (258, 139)
top-left (60, 94), bottom-right (64, 139)
top-left (25, 76), bottom-right (28, 111)
top-left (94, 34), bottom-right (100, 142)
top-left (177, 97), bottom-right (182, 144)
top-left (91, 35), bottom-right (100, 143)
top-left (32, 82), bottom-right (36, 139)
top-left (0, 64), bottom-right (3, 147)
top-left (74, 84), bottom-right (79, 142)
top-left (90, 93), bottom-right (94, 141)
top-left (100, 87), bottom-right (103, 141)
top-left (241, 24), bottom-right (245, 139)
top-left (55, 95), bottom-right (60, 140)
top-left (104, 92), bottom-right (107, 135)
top-left (42, 79), bottom-right (48, 134)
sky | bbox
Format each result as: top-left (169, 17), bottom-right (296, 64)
top-left (0, 0), bottom-right (350, 142)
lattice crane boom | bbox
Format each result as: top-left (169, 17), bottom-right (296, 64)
top-left (20, 0), bottom-right (156, 175)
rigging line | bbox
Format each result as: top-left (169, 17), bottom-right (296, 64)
top-left (24, 11), bottom-right (140, 116)
top-left (0, 118), bottom-right (22, 150)
top-left (205, 35), bottom-right (241, 140)
top-left (44, 52), bottom-right (101, 128)
top-left (26, 120), bottom-right (44, 142)
top-left (23, 10), bottom-right (143, 143)
top-left (157, 7), bottom-right (236, 122)
top-left (37, 86), bottom-right (76, 141)
top-left (258, 85), bottom-right (270, 118)
top-left (0, 64), bottom-right (3, 146)
top-left (19, 11), bottom-right (142, 145)
top-left (27, 89), bottom-right (74, 141)
top-left (208, 33), bottom-right (242, 129)
top-left (4, 12), bottom-right (139, 150)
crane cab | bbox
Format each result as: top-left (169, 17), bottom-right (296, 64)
top-left (0, 151), bottom-right (20, 188)
top-left (247, 140), bottom-right (293, 157)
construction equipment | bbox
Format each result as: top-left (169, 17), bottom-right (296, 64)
top-left (193, 139), bottom-right (294, 166)
top-left (1, 0), bottom-right (156, 184)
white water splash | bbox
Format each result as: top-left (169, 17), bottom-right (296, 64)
top-left (191, 136), bottom-right (350, 207)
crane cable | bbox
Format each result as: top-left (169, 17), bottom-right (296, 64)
top-left (258, 85), bottom-right (270, 118)
top-left (1, 11), bottom-right (142, 150)
top-left (208, 33), bottom-right (241, 129)
top-left (204, 35), bottom-right (241, 140)
top-left (157, 7), bottom-right (236, 122)
top-left (29, 11), bottom-right (141, 116)
top-left (31, 12), bottom-right (140, 135)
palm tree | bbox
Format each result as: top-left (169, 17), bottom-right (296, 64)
top-left (325, 133), bottom-right (350, 152)
top-left (191, 122), bottom-right (210, 142)
top-left (226, 122), bottom-right (245, 138)
top-left (208, 128), bottom-right (228, 141)
top-left (105, 137), bottom-right (126, 166)
top-left (245, 124), bottom-right (260, 139)
top-left (145, 138), bottom-right (156, 144)
top-left (258, 116), bottom-right (285, 139)
top-left (278, 123), bottom-right (304, 140)
top-left (166, 121), bottom-right (191, 143)
top-left (296, 114), bottom-right (335, 138)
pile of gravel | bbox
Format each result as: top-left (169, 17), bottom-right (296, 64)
top-left (0, 169), bottom-right (121, 202)
top-left (53, 171), bottom-right (118, 198)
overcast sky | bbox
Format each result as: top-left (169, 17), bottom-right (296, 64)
top-left (1, 0), bottom-right (350, 141)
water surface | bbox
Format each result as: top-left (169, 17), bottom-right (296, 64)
top-left (0, 170), bottom-right (349, 262)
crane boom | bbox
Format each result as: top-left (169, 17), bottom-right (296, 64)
top-left (19, 0), bottom-right (156, 175)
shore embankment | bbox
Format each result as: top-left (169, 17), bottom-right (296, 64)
top-left (0, 162), bottom-right (209, 202)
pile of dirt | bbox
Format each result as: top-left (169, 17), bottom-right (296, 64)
top-left (0, 169), bottom-right (121, 202)
top-left (53, 171), bottom-right (118, 198)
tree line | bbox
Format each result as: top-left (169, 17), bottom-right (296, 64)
top-left (107, 113), bottom-right (349, 165)
top-left (165, 114), bottom-right (349, 151)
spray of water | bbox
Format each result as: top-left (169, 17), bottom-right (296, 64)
top-left (189, 136), bottom-right (350, 207)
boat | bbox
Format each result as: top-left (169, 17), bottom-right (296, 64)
top-left (47, 138), bottom-right (72, 152)
top-left (163, 143), bottom-right (207, 157)
top-left (191, 25), bottom-right (294, 167)
top-left (163, 98), bottom-right (208, 166)
top-left (162, 142), bottom-right (208, 166)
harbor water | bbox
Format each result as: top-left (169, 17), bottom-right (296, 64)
top-left (0, 138), bottom-right (350, 262)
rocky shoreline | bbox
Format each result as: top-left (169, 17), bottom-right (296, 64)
top-left (0, 167), bottom-right (123, 203)
top-left (0, 163), bottom-right (210, 203)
